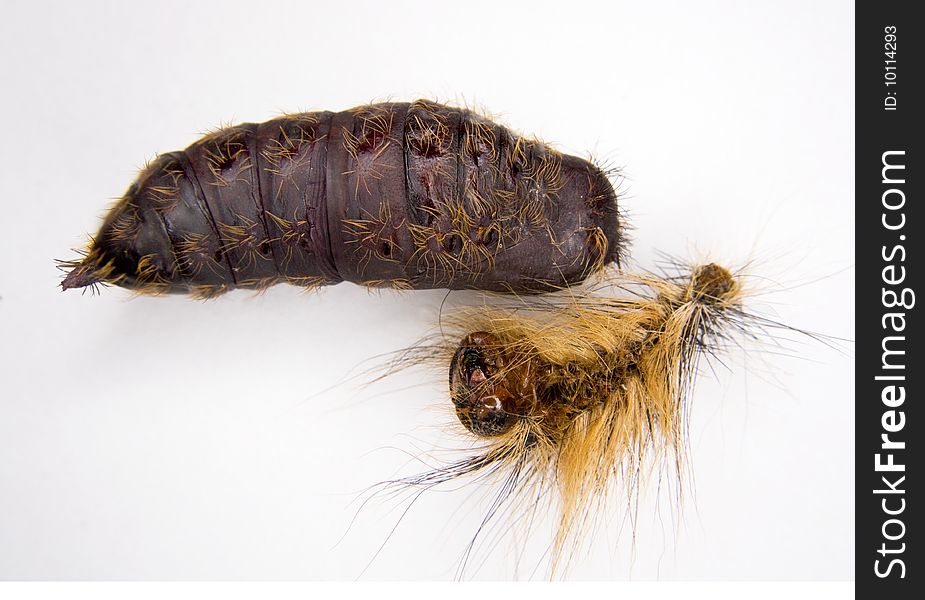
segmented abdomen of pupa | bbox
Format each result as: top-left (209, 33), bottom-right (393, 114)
top-left (61, 100), bottom-right (622, 297)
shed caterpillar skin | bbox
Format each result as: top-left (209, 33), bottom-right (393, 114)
top-left (376, 259), bottom-right (799, 576)
top-left (60, 100), bottom-right (622, 298)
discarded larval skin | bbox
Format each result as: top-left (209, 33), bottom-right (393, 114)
top-left (386, 262), bottom-right (753, 576)
top-left (61, 100), bottom-right (622, 298)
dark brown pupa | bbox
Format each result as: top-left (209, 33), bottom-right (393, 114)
top-left (61, 100), bottom-right (623, 298)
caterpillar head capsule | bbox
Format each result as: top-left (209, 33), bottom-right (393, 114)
top-left (450, 332), bottom-right (532, 437)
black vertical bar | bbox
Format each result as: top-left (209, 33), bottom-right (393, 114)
top-left (857, 1), bottom-right (920, 597)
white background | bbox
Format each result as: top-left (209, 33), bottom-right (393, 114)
top-left (0, 0), bottom-right (854, 581)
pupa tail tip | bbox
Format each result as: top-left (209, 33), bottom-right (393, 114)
top-left (59, 262), bottom-right (100, 291)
